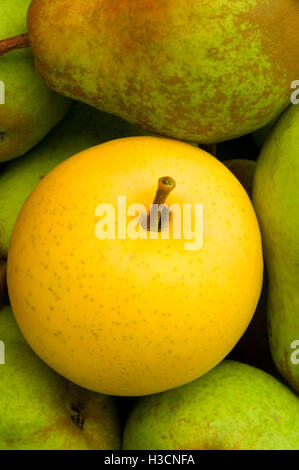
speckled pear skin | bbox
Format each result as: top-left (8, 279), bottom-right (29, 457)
top-left (27, 0), bottom-right (299, 143)
top-left (253, 105), bottom-right (299, 393)
top-left (0, 306), bottom-right (121, 450)
top-left (0, 0), bottom-right (71, 162)
top-left (7, 136), bottom-right (263, 397)
top-left (0, 101), bottom-right (149, 259)
top-left (122, 360), bottom-right (299, 450)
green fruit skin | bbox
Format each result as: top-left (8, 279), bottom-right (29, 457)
top-left (253, 105), bottom-right (299, 393)
top-left (0, 101), bottom-right (149, 258)
top-left (0, 0), bottom-right (71, 162)
top-left (123, 360), bottom-right (299, 450)
top-left (27, 0), bottom-right (299, 143)
top-left (0, 306), bottom-right (121, 450)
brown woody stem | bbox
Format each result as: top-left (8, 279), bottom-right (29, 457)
top-left (0, 33), bottom-right (30, 57)
top-left (153, 176), bottom-right (176, 205)
top-left (148, 176), bottom-right (176, 230)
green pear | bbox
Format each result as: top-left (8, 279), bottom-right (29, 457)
top-left (15, 0), bottom-right (299, 143)
top-left (253, 104), bottom-right (299, 393)
top-left (123, 360), bottom-right (299, 450)
top-left (0, 305), bottom-right (121, 450)
top-left (0, 101), bottom-right (149, 258)
top-left (0, 0), bottom-right (71, 162)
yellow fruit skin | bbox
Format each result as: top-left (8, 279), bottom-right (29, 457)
top-left (7, 137), bottom-right (263, 396)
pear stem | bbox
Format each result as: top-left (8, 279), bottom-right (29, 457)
top-left (0, 33), bottom-right (30, 57)
top-left (148, 176), bottom-right (176, 230)
top-left (153, 176), bottom-right (176, 205)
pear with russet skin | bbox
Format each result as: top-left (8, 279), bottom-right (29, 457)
top-left (0, 0), bottom-right (70, 162)
top-left (0, 305), bottom-right (121, 450)
top-left (6, 0), bottom-right (298, 143)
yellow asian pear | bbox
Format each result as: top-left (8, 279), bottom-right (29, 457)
top-left (7, 137), bottom-right (263, 396)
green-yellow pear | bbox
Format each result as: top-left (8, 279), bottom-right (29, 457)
top-left (10, 0), bottom-right (299, 143)
top-left (0, 101), bottom-right (149, 258)
top-left (253, 104), bottom-right (299, 393)
top-left (0, 0), bottom-right (70, 162)
top-left (0, 305), bottom-right (121, 450)
top-left (123, 360), bottom-right (299, 450)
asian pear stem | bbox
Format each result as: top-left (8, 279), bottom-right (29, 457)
top-left (148, 176), bottom-right (176, 230)
top-left (0, 33), bottom-right (30, 57)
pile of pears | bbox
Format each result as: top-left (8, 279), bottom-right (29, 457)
top-left (0, 0), bottom-right (298, 450)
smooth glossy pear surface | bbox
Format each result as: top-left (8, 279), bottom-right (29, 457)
top-left (0, 306), bottom-right (121, 450)
top-left (27, 0), bottom-right (299, 143)
top-left (7, 137), bottom-right (263, 396)
top-left (0, 0), bottom-right (70, 162)
top-left (122, 360), bottom-right (299, 450)
top-left (0, 101), bottom-right (149, 258)
top-left (253, 105), bottom-right (299, 393)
